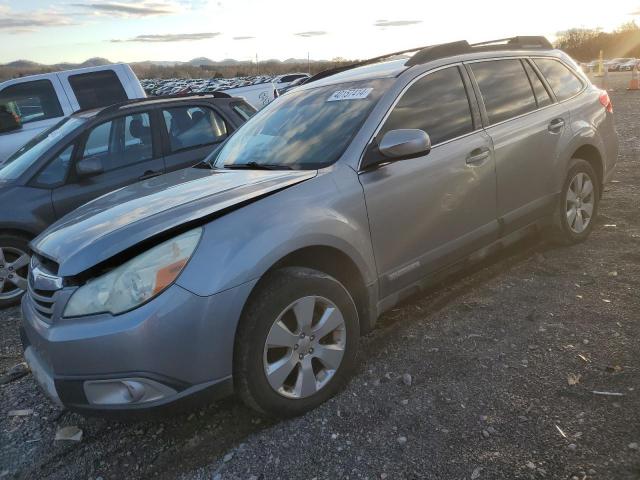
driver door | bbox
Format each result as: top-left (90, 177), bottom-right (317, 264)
top-left (359, 66), bottom-right (498, 298)
top-left (51, 111), bottom-right (165, 218)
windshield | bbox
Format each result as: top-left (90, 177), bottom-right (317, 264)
top-left (0, 116), bottom-right (85, 182)
top-left (213, 79), bottom-right (390, 170)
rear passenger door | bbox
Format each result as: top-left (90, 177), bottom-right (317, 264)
top-left (51, 111), bottom-right (165, 218)
top-left (359, 66), bottom-right (498, 298)
top-left (160, 104), bottom-right (229, 172)
top-left (467, 58), bottom-right (571, 234)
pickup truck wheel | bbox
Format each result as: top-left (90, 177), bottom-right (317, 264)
top-left (234, 267), bottom-right (359, 417)
top-left (0, 235), bottom-right (31, 308)
top-left (548, 158), bottom-right (600, 245)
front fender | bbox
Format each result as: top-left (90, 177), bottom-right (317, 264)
top-left (177, 166), bottom-right (377, 298)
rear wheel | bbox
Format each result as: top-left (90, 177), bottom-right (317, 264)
top-left (548, 158), bottom-right (600, 245)
top-left (234, 267), bottom-right (359, 417)
top-left (0, 235), bottom-right (31, 308)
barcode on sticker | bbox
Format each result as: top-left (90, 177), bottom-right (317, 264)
top-left (327, 88), bottom-right (373, 102)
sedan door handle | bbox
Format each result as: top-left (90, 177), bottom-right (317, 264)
top-left (548, 118), bottom-right (565, 134)
top-left (138, 170), bottom-right (162, 181)
top-left (466, 148), bottom-right (491, 166)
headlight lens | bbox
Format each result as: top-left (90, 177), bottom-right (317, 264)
top-left (64, 228), bottom-right (202, 317)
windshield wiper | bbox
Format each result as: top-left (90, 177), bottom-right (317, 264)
top-left (224, 161), bottom-right (292, 170)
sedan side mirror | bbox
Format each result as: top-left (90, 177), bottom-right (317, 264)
top-left (76, 157), bottom-right (104, 178)
top-left (379, 129), bottom-right (431, 160)
top-left (0, 106), bottom-right (22, 134)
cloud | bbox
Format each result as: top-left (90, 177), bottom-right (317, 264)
top-left (294, 31), bottom-right (327, 37)
top-left (233, 36), bottom-right (255, 40)
top-left (112, 32), bottom-right (221, 42)
top-left (374, 20), bottom-right (422, 27)
top-left (71, 1), bottom-right (178, 17)
top-left (0, 9), bottom-right (75, 31)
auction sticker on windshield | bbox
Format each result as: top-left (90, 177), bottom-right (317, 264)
top-left (327, 88), bottom-right (373, 102)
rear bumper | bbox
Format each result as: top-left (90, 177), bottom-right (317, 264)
top-left (20, 280), bottom-right (256, 412)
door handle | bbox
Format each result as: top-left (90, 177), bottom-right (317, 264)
top-left (138, 170), bottom-right (162, 181)
top-left (548, 118), bottom-right (565, 134)
top-left (466, 148), bottom-right (491, 166)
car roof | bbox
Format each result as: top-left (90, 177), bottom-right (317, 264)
top-left (71, 94), bottom-right (241, 119)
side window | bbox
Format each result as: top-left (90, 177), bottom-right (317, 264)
top-left (0, 80), bottom-right (63, 125)
top-left (162, 106), bottom-right (228, 152)
top-left (471, 59), bottom-right (537, 125)
top-left (231, 101), bottom-right (257, 121)
top-left (35, 144), bottom-right (75, 186)
top-left (523, 60), bottom-right (553, 108)
top-left (381, 67), bottom-right (474, 146)
top-left (81, 113), bottom-right (153, 172)
top-left (68, 71), bottom-right (128, 110)
top-left (533, 59), bottom-right (584, 102)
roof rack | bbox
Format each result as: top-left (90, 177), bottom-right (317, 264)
top-left (307, 36), bottom-right (553, 83)
top-left (406, 36), bottom-right (553, 66)
top-left (91, 91), bottom-right (232, 118)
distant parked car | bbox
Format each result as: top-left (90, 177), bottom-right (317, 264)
top-left (140, 76), bottom-right (280, 110)
top-left (0, 64), bottom-right (146, 163)
top-left (620, 59), bottom-right (639, 71)
top-left (0, 94), bottom-right (253, 307)
top-left (606, 58), bottom-right (635, 72)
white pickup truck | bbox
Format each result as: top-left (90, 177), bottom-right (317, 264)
top-left (0, 64), bottom-right (146, 163)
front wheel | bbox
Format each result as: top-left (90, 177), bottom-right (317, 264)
top-left (0, 235), bottom-right (31, 308)
top-left (234, 267), bottom-right (359, 417)
top-left (548, 158), bottom-right (600, 245)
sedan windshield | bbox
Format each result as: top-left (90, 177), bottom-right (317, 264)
top-left (0, 117), bottom-right (85, 181)
top-left (213, 79), bottom-right (390, 170)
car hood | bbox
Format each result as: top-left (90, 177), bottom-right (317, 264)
top-left (32, 167), bottom-right (316, 277)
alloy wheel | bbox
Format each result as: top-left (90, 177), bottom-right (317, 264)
top-left (263, 296), bottom-right (346, 399)
top-left (566, 172), bottom-right (595, 234)
top-left (0, 246), bottom-right (30, 302)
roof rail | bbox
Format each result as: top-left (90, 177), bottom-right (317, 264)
top-left (307, 36), bottom-right (553, 83)
top-left (406, 36), bottom-right (553, 66)
top-left (91, 91), bottom-right (232, 118)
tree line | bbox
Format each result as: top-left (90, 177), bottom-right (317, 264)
top-left (554, 21), bottom-right (640, 61)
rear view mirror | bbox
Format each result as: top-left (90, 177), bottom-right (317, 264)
top-left (0, 105), bottom-right (22, 134)
top-left (379, 129), bottom-right (431, 160)
top-left (76, 157), bottom-right (104, 178)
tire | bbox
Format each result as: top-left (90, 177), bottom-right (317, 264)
top-left (234, 267), bottom-right (360, 417)
top-left (548, 158), bottom-right (600, 245)
top-left (0, 234), bottom-right (31, 308)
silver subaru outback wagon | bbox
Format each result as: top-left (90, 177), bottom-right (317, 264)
top-left (21, 37), bottom-right (618, 417)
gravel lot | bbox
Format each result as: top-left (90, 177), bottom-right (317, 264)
top-left (1, 72), bottom-right (639, 480)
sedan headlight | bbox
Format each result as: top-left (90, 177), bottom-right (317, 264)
top-left (64, 228), bottom-right (202, 317)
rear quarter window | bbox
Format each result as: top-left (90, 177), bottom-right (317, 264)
top-left (533, 58), bottom-right (584, 102)
top-left (69, 70), bottom-right (128, 110)
top-left (470, 59), bottom-right (537, 125)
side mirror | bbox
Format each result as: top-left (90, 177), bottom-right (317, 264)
top-left (76, 157), bottom-right (104, 178)
top-left (379, 129), bottom-right (431, 160)
top-left (0, 106), bottom-right (22, 134)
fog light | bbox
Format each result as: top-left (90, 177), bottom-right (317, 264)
top-left (84, 378), bottom-right (177, 406)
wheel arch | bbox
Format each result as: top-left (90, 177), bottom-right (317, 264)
top-left (244, 245), bottom-right (376, 337)
top-left (571, 144), bottom-right (604, 194)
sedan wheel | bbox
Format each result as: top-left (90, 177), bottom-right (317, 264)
top-left (263, 296), bottom-right (346, 399)
top-left (0, 245), bottom-right (30, 305)
top-left (234, 267), bottom-right (359, 417)
top-left (566, 172), bottom-right (595, 234)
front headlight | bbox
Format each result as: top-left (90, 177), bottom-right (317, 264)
top-left (64, 228), bottom-right (202, 317)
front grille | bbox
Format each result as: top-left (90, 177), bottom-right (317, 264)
top-left (27, 257), bottom-right (62, 323)
top-left (28, 286), bottom-right (56, 320)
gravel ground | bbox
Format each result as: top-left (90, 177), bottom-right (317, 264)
top-left (1, 72), bottom-right (639, 480)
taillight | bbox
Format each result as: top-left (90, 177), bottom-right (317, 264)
top-left (599, 91), bottom-right (613, 113)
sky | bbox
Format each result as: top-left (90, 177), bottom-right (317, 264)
top-left (0, 0), bottom-right (639, 64)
